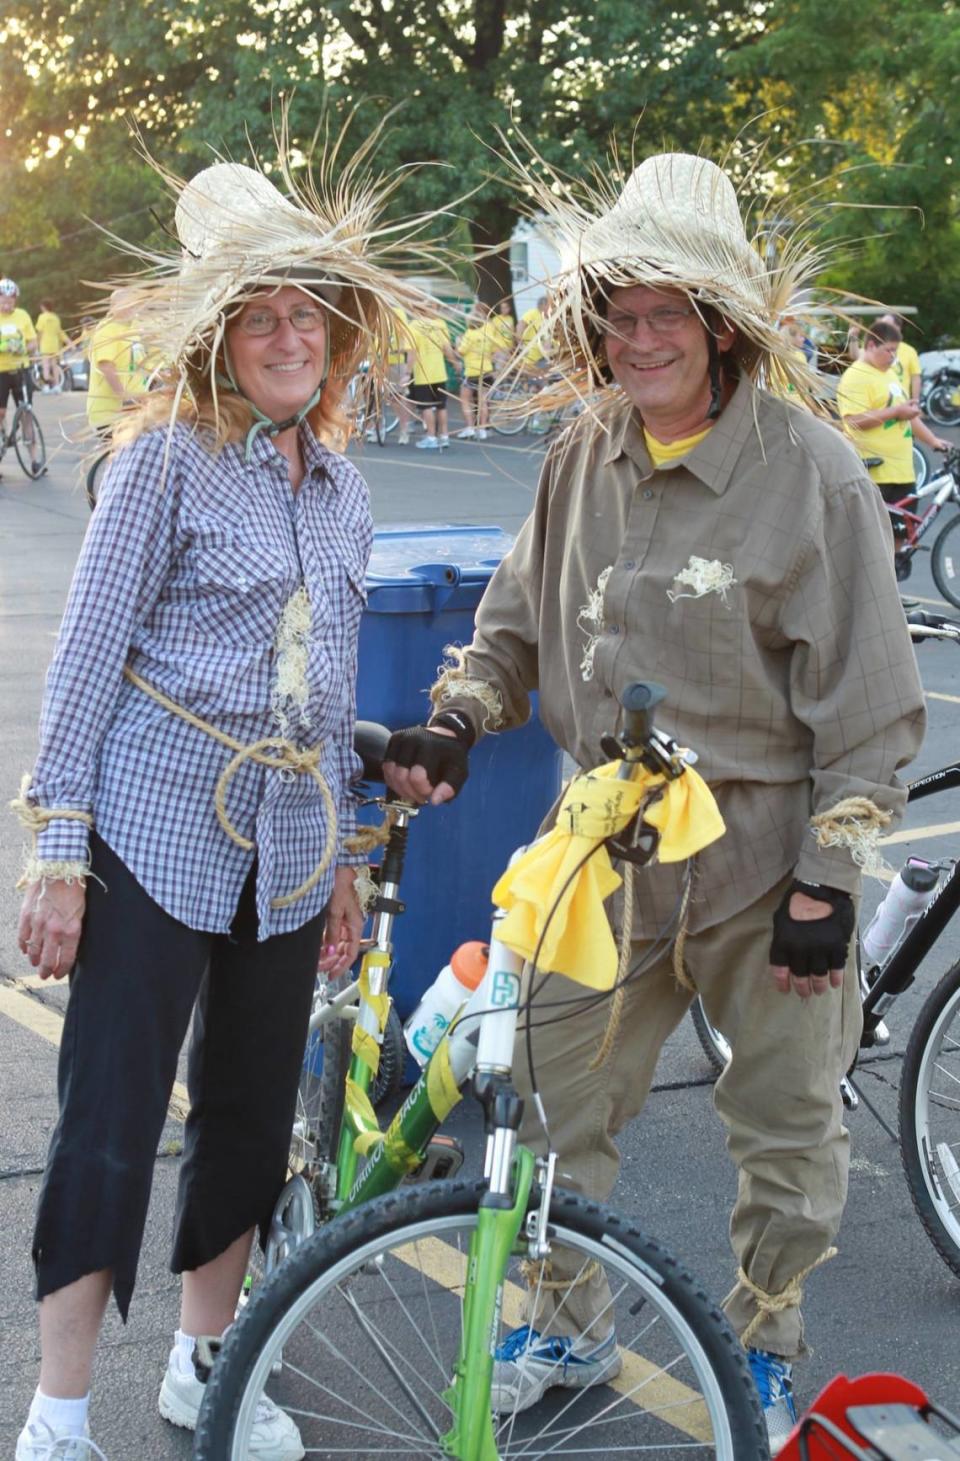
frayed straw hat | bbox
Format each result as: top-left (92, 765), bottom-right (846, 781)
top-left (100, 115), bottom-right (450, 440)
top-left (502, 140), bottom-right (829, 409)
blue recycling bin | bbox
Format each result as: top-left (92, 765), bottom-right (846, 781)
top-left (356, 524), bottom-right (563, 1022)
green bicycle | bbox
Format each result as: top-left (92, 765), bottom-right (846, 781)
top-left (195, 683), bottom-right (768, 1459)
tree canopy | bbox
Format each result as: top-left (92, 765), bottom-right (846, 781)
top-left (2, 0), bottom-right (957, 344)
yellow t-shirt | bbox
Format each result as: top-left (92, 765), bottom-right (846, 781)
top-left (407, 318), bottom-right (450, 386)
top-left (0, 308), bottom-right (37, 371)
top-left (520, 307), bottom-right (546, 365)
top-left (36, 311), bottom-right (68, 356)
top-left (836, 357), bottom-right (914, 484)
top-left (387, 307), bottom-right (411, 367)
top-left (644, 426), bottom-right (712, 465)
top-left (488, 313), bottom-right (515, 355)
top-left (891, 341), bottom-right (921, 399)
top-left (459, 325), bottom-right (495, 379)
top-left (87, 317), bottom-right (148, 429)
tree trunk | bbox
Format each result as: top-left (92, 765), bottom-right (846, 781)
top-left (468, 202), bottom-right (518, 308)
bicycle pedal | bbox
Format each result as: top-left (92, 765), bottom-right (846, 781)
top-left (412, 1135), bottom-right (464, 1182)
top-left (840, 1075), bottom-right (859, 1111)
top-left (872, 1017), bottom-right (890, 1046)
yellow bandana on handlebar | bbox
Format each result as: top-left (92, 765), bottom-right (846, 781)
top-left (491, 759), bottom-right (725, 990)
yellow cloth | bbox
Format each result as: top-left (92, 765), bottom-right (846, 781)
top-left (891, 341), bottom-right (921, 399)
top-left (836, 358), bottom-right (914, 484)
top-left (0, 308), bottom-right (36, 371)
top-left (387, 306), bottom-right (411, 366)
top-left (487, 313), bottom-right (515, 355)
top-left (459, 324), bottom-right (495, 378)
top-left (86, 317), bottom-right (148, 429)
top-left (491, 759), bottom-right (726, 990)
top-left (644, 426), bottom-right (712, 465)
top-left (407, 318), bottom-right (449, 386)
top-left (520, 306), bottom-right (546, 364)
top-left (36, 311), bottom-right (68, 356)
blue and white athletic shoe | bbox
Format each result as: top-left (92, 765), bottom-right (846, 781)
top-left (490, 1324), bottom-right (622, 1413)
top-left (747, 1346), bottom-right (797, 1455)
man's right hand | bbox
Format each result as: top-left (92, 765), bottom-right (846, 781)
top-left (890, 401), bottom-right (921, 421)
top-left (383, 725), bottom-right (468, 805)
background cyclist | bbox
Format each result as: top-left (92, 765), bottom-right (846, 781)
top-left (0, 277), bottom-right (44, 474)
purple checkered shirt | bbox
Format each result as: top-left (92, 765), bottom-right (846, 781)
top-left (28, 421), bottom-right (372, 939)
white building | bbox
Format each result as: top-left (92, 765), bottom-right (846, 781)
top-left (509, 217), bottom-right (562, 318)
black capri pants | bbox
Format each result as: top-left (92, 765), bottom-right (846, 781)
top-left (33, 833), bottom-right (324, 1321)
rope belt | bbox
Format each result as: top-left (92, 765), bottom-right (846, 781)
top-left (124, 666), bottom-right (337, 910)
top-left (737, 1246), bottom-right (837, 1347)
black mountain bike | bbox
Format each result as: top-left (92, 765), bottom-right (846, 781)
top-left (0, 373), bottom-right (47, 479)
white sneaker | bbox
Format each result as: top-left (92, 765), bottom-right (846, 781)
top-left (415, 436), bottom-right (439, 450)
top-left (397, 431), bottom-right (410, 445)
top-left (455, 426), bottom-right (476, 439)
top-left (16, 1419), bottom-right (106, 1460)
top-left (158, 1353), bottom-right (304, 1460)
top-left (476, 428), bottom-right (489, 440)
top-left (438, 435), bottom-right (450, 448)
top-left (490, 1324), bottom-right (622, 1413)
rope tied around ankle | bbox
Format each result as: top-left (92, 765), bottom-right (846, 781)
top-left (520, 1258), bottom-right (602, 1292)
top-left (124, 666), bottom-right (338, 909)
top-left (737, 1246), bottom-right (838, 1347)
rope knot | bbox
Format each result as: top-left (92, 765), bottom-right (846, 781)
top-left (737, 1247), bottom-right (837, 1346)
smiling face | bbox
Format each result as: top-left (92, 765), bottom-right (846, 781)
top-left (225, 285), bottom-right (328, 421)
top-left (602, 284), bottom-right (736, 438)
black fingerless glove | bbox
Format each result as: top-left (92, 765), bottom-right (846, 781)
top-left (769, 880), bottom-right (855, 978)
top-left (384, 724), bottom-right (471, 794)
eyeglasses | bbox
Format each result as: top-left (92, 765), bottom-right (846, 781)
top-left (234, 305), bottom-right (326, 337)
top-left (601, 306), bottom-right (696, 337)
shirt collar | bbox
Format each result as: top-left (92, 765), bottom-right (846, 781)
top-left (240, 419), bottom-right (343, 489)
top-left (602, 374), bottom-right (759, 497)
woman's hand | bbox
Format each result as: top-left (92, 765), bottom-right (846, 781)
top-left (317, 866), bottom-right (364, 977)
top-left (17, 878), bottom-right (86, 980)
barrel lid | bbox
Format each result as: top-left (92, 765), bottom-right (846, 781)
top-left (366, 524), bottom-right (514, 589)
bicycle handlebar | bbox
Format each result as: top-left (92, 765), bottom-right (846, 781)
top-left (907, 608), bottom-right (960, 642)
top-left (619, 681), bottom-right (667, 744)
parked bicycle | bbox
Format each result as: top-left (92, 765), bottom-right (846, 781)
top-left (195, 684), bottom-right (769, 1460)
top-left (347, 361), bottom-right (400, 445)
top-left (692, 609), bottom-right (960, 1286)
top-left (921, 363), bottom-right (960, 430)
top-left (0, 373), bottom-right (47, 479)
top-left (878, 446), bottom-right (960, 605)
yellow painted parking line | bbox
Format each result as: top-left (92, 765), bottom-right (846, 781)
top-left (928, 691), bottom-right (960, 705)
top-left (393, 1234), bottom-right (711, 1444)
top-left (0, 980), bottom-right (191, 1122)
top-left (881, 820), bottom-right (960, 846)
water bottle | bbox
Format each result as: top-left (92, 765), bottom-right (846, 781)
top-left (404, 941), bottom-right (489, 1065)
top-left (861, 858), bottom-right (940, 969)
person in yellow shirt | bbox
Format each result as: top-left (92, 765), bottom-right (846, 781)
top-left (381, 304), bottom-right (415, 444)
top-left (837, 319), bottom-right (947, 521)
top-left (455, 304), bottom-right (496, 439)
top-left (519, 294), bottom-right (549, 372)
top-left (86, 290), bottom-right (149, 434)
top-left (36, 300), bottom-right (70, 392)
top-left (405, 307), bottom-right (458, 450)
top-left (878, 313), bottom-right (922, 403)
top-left (0, 277), bottom-right (44, 473)
top-left (488, 299), bottom-right (515, 366)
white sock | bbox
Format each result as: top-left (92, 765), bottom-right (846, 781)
top-left (173, 1327), bottom-right (198, 1375)
top-left (28, 1387), bottom-right (89, 1436)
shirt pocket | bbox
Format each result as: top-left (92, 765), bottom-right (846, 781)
top-left (191, 534), bottom-right (291, 644)
top-left (656, 586), bottom-right (745, 690)
top-left (311, 550), bottom-right (368, 645)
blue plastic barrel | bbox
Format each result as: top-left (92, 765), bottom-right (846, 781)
top-left (355, 524), bottom-right (562, 1023)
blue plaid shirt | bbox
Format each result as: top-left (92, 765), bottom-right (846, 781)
top-left (29, 421), bottom-right (372, 939)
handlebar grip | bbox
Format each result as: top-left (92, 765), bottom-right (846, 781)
top-left (620, 681), bottom-right (667, 742)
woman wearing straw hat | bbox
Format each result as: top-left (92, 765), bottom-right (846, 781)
top-left (383, 149), bottom-right (926, 1451)
top-left (12, 141), bottom-right (437, 1461)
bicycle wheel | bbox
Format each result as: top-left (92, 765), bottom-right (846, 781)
top-left (85, 451), bottom-right (109, 510)
top-left (913, 444), bottom-right (929, 492)
top-left (926, 378), bottom-right (960, 429)
top-left (196, 1178), bottom-right (767, 1460)
top-left (488, 386), bottom-right (530, 436)
top-left (690, 998), bottom-right (731, 1077)
top-left (13, 406), bottom-right (46, 478)
top-left (931, 514), bottom-right (960, 610)
top-left (899, 959), bottom-right (960, 1280)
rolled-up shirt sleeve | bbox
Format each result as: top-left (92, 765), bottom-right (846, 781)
top-left (29, 434), bottom-right (178, 864)
top-left (784, 473), bottom-right (926, 892)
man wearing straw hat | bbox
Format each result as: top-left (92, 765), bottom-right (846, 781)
top-left (12, 131), bottom-right (441, 1460)
top-left (384, 150), bottom-right (925, 1450)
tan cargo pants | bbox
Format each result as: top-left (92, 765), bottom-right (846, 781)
top-left (514, 872), bottom-right (862, 1359)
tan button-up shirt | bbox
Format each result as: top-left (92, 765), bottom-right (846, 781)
top-left (440, 376), bottom-right (926, 935)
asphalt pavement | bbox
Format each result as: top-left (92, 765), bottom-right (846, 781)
top-left (2, 393), bottom-right (960, 1457)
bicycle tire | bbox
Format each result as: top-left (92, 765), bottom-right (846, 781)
top-left (690, 998), bottom-right (731, 1077)
top-left (195, 1178), bottom-right (767, 1460)
top-left (13, 406), bottom-right (46, 478)
top-left (926, 379), bottom-right (960, 429)
top-left (931, 513), bottom-right (960, 610)
top-left (913, 444), bottom-right (929, 492)
top-left (489, 387), bottom-right (530, 436)
top-left (85, 451), bottom-right (109, 511)
top-left (899, 958), bottom-right (960, 1281)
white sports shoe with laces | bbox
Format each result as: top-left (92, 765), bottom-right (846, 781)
top-left (159, 1348), bottom-right (304, 1460)
top-left (16, 1418), bottom-right (107, 1460)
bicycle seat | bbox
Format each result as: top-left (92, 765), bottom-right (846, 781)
top-left (354, 720), bottom-right (392, 782)
top-left (861, 455), bottom-right (884, 468)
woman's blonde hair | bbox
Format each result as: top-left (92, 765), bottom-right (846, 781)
top-left (113, 285), bottom-right (375, 455)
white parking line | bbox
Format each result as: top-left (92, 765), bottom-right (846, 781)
top-left (353, 455), bottom-right (491, 477)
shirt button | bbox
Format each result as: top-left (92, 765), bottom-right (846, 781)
top-left (624, 560), bottom-right (636, 570)
top-left (642, 488), bottom-right (654, 500)
top-left (237, 575), bottom-right (250, 590)
top-left (609, 624), bottom-right (620, 635)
